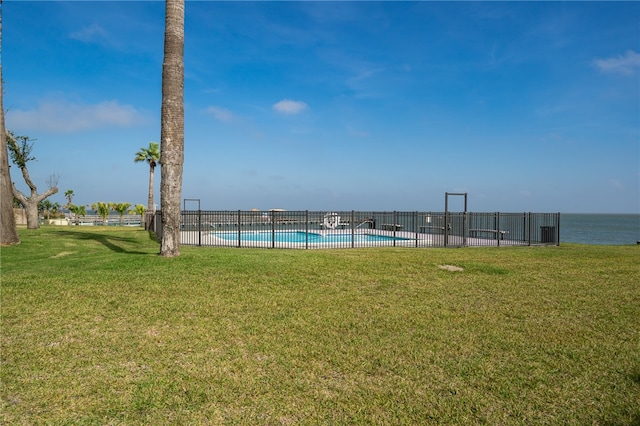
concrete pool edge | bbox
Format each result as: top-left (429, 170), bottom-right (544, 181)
top-left (180, 229), bottom-right (531, 249)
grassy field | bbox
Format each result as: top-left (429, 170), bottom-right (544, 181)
top-left (1, 226), bottom-right (639, 425)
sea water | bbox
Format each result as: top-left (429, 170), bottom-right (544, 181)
top-left (560, 214), bottom-right (639, 245)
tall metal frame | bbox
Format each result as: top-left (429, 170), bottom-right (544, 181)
top-left (444, 192), bottom-right (468, 247)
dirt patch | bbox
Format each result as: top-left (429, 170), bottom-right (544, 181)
top-left (50, 251), bottom-right (75, 259)
top-left (438, 264), bottom-right (464, 272)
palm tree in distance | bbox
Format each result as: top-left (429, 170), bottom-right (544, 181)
top-left (134, 142), bottom-right (160, 213)
top-left (110, 202), bottom-right (131, 226)
top-left (64, 189), bottom-right (74, 208)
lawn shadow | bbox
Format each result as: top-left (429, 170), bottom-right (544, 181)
top-left (57, 230), bottom-right (157, 255)
top-left (599, 370), bottom-right (640, 426)
top-left (600, 414), bottom-right (640, 426)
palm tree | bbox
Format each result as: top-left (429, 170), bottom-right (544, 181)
top-left (40, 200), bottom-right (54, 220)
top-left (51, 202), bottom-right (61, 218)
top-left (159, 0), bottom-right (185, 257)
top-left (64, 189), bottom-right (74, 209)
top-left (0, 7), bottom-right (20, 244)
top-left (132, 204), bottom-right (146, 227)
top-left (110, 202), bottom-right (131, 226)
top-left (92, 202), bottom-right (110, 226)
top-left (68, 204), bottom-right (86, 226)
top-left (134, 142), bottom-right (159, 213)
top-left (63, 189), bottom-right (75, 223)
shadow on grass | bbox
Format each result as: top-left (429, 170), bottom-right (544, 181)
top-left (601, 414), bottom-right (640, 426)
top-left (57, 230), bottom-right (157, 255)
top-left (615, 370), bottom-right (640, 426)
top-left (147, 230), bottom-right (160, 243)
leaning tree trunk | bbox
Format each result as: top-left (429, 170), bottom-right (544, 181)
top-left (11, 172), bottom-right (58, 230)
top-left (0, 6), bottom-right (20, 245)
top-left (159, 0), bottom-right (185, 257)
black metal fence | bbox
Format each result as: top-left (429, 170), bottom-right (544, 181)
top-left (151, 210), bottom-right (560, 249)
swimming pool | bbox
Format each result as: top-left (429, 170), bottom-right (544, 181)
top-left (212, 231), bottom-right (410, 243)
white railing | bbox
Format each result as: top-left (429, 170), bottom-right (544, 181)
top-left (64, 214), bottom-right (143, 226)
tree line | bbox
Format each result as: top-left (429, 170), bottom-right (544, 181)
top-left (6, 132), bottom-right (157, 230)
top-left (39, 190), bottom-right (148, 227)
top-left (1, 0), bottom-right (185, 257)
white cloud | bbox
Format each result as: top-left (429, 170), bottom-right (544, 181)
top-left (70, 23), bottom-right (110, 44)
top-left (206, 106), bottom-right (235, 122)
top-left (609, 179), bottom-right (623, 190)
top-left (272, 99), bottom-right (309, 115)
top-left (593, 50), bottom-right (640, 75)
top-left (347, 126), bottom-right (369, 138)
top-left (6, 100), bottom-right (147, 133)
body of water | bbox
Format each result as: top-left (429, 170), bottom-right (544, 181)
top-left (560, 214), bottom-right (639, 245)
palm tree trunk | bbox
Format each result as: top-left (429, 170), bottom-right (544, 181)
top-left (159, 0), bottom-right (185, 257)
top-left (145, 164), bottom-right (155, 230)
top-left (148, 164), bottom-right (155, 212)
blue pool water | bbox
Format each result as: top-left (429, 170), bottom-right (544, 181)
top-left (213, 231), bottom-right (409, 243)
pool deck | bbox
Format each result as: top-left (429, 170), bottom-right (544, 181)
top-left (180, 229), bottom-right (530, 249)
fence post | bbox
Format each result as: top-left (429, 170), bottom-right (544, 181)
top-left (392, 211), bottom-right (397, 247)
top-left (271, 210), bottom-right (276, 249)
top-left (350, 211), bottom-right (354, 248)
top-left (197, 209), bottom-right (202, 247)
top-left (444, 210), bottom-right (449, 247)
top-left (496, 212), bottom-right (501, 247)
top-left (154, 210), bottom-right (162, 241)
top-left (463, 211), bottom-right (468, 247)
top-left (414, 211), bottom-right (418, 247)
top-left (305, 210), bottom-right (309, 250)
top-left (237, 210), bottom-right (241, 248)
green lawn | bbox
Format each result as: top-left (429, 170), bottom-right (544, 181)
top-left (1, 226), bottom-right (639, 425)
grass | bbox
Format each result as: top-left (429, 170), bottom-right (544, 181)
top-left (1, 226), bottom-right (639, 425)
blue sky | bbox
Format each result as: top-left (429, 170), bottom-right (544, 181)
top-left (4, 1), bottom-right (639, 213)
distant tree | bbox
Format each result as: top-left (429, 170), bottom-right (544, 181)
top-left (134, 142), bottom-right (160, 214)
top-left (111, 202), bottom-right (131, 226)
top-left (52, 202), bottom-right (61, 218)
top-left (40, 200), bottom-right (50, 218)
top-left (63, 189), bottom-right (75, 222)
top-left (68, 204), bottom-right (86, 225)
top-left (132, 204), bottom-right (146, 226)
top-left (7, 132), bottom-right (59, 229)
top-left (64, 189), bottom-right (74, 209)
top-left (0, 8), bottom-right (20, 245)
top-left (92, 202), bottom-right (110, 225)
top-left (160, 0), bottom-right (185, 257)
top-left (39, 200), bottom-right (60, 220)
